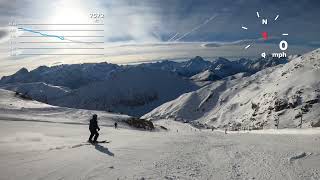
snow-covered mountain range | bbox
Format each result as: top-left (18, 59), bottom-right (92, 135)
top-left (140, 56), bottom-right (288, 79)
top-left (143, 49), bottom-right (320, 129)
top-left (0, 65), bottom-right (198, 117)
top-left (0, 55), bottom-right (288, 117)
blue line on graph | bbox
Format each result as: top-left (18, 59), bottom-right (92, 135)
top-left (18, 27), bottom-right (65, 40)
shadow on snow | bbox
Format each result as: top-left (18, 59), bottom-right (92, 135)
top-left (94, 144), bottom-right (114, 156)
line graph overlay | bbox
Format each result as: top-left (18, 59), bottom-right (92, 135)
top-left (18, 27), bottom-right (65, 40)
top-left (19, 42), bottom-right (104, 43)
top-left (20, 36), bottom-right (104, 38)
top-left (17, 24), bottom-right (104, 26)
top-left (19, 30), bottom-right (104, 31)
top-left (13, 23), bottom-right (105, 56)
top-left (19, 54), bottom-right (105, 56)
top-left (18, 48), bottom-right (104, 49)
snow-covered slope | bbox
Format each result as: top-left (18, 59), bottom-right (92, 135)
top-left (0, 82), bottom-right (70, 103)
top-left (143, 49), bottom-right (320, 129)
top-left (0, 88), bottom-right (130, 126)
top-left (0, 83), bottom-right (320, 180)
top-left (190, 69), bottom-right (222, 81)
top-left (179, 56), bottom-right (213, 76)
top-left (1, 117), bottom-right (319, 180)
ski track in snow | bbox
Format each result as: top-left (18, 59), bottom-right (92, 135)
top-left (0, 119), bottom-right (319, 180)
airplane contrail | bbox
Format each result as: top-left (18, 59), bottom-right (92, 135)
top-left (167, 32), bottom-right (179, 41)
top-left (174, 14), bottom-right (218, 41)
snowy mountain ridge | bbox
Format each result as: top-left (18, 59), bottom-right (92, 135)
top-left (143, 49), bottom-right (320, 129)
top-left (1, 67), bottom-right (198, 117)
top-left (0, 55), bottom-right (288, 117)
top-left (139, 55), bottom-right (288, 78)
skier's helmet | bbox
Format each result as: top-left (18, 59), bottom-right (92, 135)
top-left (93, 114), bottom-right (98, 119)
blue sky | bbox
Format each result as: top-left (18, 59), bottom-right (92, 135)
top-left (0, 0), bottom-right (319, 76)
top-left (0, 0), bottom-right (319, 45)
top-left (101, 0), bottom-right (320, 46)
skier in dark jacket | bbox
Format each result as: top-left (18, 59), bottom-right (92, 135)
top-left (114, 122), bottom-right (118, 129)
top-left (88, 114), bottom-right (100, 143)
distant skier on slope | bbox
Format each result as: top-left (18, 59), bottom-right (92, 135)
top-left (88, 114), bottom-right (100, 143)
top-left (114, 122), bottom-right (118, 129)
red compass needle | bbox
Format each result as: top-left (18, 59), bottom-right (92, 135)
top-left (262, 32), bottom-right (268, 40)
